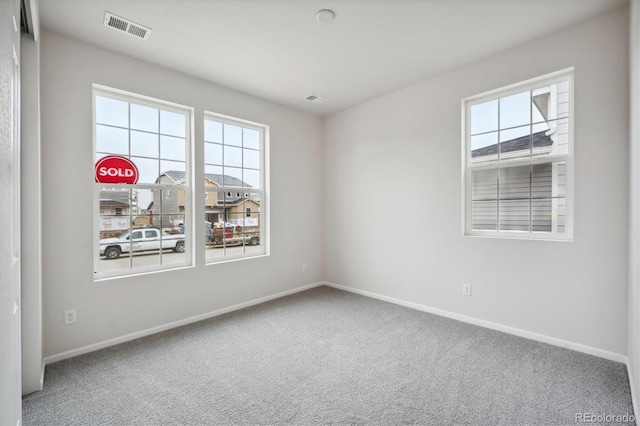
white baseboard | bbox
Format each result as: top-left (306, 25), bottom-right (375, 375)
top-left (44, 281), bottom-right (324, 365)
top-left (323, 281), bottom-right (627, 364)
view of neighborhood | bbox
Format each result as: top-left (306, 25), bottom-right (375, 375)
top-left (94, 92), bottom-right (265, 276)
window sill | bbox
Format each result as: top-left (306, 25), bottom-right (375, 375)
top-left (464, 231), bottom-right (573, 242)
top-left (94, 263), bottom-right (195, 282)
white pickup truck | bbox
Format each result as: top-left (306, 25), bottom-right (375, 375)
top-left (99, 228), bottom-right (185, 259)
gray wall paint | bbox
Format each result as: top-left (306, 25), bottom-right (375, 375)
top-left (40, 30), bottom-right (324, 358)
top-left (324, 7), bottom-right (629, 355)
top-left (629, 0), bottom-right (640, 414)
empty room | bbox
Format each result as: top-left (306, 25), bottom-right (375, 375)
top-left (2, 0), bottom-right (640, 424)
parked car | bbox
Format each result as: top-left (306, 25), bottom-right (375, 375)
top-left (99, 228), bottom-right (185, 259)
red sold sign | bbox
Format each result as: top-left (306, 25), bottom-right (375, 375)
top-left (95, 155), bottom-right (139, 184)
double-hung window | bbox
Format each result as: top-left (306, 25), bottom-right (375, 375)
top-left (463, 69), bottom-right (573, 239)
top-left (204, 113), bottom-right (266, 262)
top-left (94, 86), bottom-right (192, 278)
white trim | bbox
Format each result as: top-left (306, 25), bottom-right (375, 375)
top-left (628, 363), bottom-right (639, 421)
top-left (38, 362), bottom-right (45, 391)
top-left (44, 282), bottom-right (324, 365)
top-left (463, 67), bottom-right (574, 105)
top-left (323, 281), bottom-right (627, 364)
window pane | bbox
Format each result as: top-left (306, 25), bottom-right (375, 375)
top-left (498, 166), bottom-right (531, 231)
top-left (243, 148), bottom-right (260, 170)
top-left (499, 200), bottom-right (530, 231)
top-left (130, 104), bottom-right (158, 133)
top-left (97, 221), bottom-right (133, 274)
top-left (207, 221), bottom-right (230, 261)
top-left (96, 125), bottom-right (128, 155)
top-left (243, 128), bottom-right (260, 150)
top-left (499, 125), bottom-right (531, 161)
top-left (499, 165), bottom-right (530, 201)
top-left (224, 124), bottom-right (242, 147)
top-left (531, 198), bottom-right (552, 232)
top-left (224, 145), bottom-right (243, 167)
top-left (160, 220), bottom-right (186, 266)
top-left (160, 110), bottom-right (186, 137)
top-left (531, 163), bottom-right (552, 199)
top-left (205, 120), bottom-right (222, 143)
top-left (472, 201), bottom-right (497, 231)
top-left (500, 91), bottom-right (531, 129)
top-left (160, 160), bottom-right (186, 177)
top-left (471, 169), bottom-right (497, 201)
top-left (98, 189), bottom-right (132, 232)
top-left (470, 132), bottom-right (497, 164)
top-left (470, 100), bottom-right (498, 136)
top-left (132, 189), bottom-right (154, 222)
top-left (130, 130), bottom-right (158, 158)
top-left (130, 157), bottom-right (159, 184)
top-left (243, 169), bottom-right (260, 189)
top-left (160, 136), bottom-right (186, 161)
top-left (96, 96), bottom-right (128, 127)
top-left (205, 142), bottom-right (223, 165)
top-left (205, 165), bottom-right (224, 180)
top-left (97, 188), bottom-right (133, 274)
top-left (204, 190), bottom-right (263, 263)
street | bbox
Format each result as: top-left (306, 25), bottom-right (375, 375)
top-left (97, 244), bottom-right (261, 273)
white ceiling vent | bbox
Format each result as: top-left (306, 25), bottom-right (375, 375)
top-left (305, 94), bottom-right (328, 104)
top-left (104, 12), bottom-right (152, 41)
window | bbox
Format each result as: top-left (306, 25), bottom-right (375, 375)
top-left (94, 86), bottom-right (192, 278)
top-left (204, 113), bottom-right (266, 261)
top-left (463, 69), bottom-right (573, 239)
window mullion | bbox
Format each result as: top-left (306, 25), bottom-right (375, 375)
top-left (496, 95), bottom-right (501, 230)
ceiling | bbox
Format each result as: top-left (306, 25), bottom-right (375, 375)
top-left (39, 0), bottom-right (626, 117)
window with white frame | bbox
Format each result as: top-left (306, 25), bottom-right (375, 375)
top-left (94, 86), bottom-right (192, 278)
top-left (463, 69), bottom-right (573, 239)
top-left (204, 113), bottom-right (266, 262)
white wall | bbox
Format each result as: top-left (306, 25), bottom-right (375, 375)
top-left (40, 30), bottom-right (324, 358)
top-left (21, 29), bottom-right (43, 394)
top-left (325, 6), bottom-right (629, 357)
top-left (629, 0), bottom-right (640, 414)
top-left (0, 0), bottom-right (22, 422)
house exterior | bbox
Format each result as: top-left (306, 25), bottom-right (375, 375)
top-left (98, 189), bottom-right (150, 237)
top-left (149, 170), bottom-right (261, 228)
top-left (98, 199), bottom-right (130, 236)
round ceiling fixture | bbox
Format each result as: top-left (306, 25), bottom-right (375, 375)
top-left (316, 9), bottom-right (335, 24)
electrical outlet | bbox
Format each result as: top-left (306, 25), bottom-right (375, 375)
top-left (462, 283), bottom-right (472, 296)
top-left (64, 309), bottom-right (77, 325)
top-left (302, 263), bottom-right (308, 272)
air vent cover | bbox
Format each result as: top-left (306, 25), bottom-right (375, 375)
top-left (305, 94), bottom-right (328, 104)
top-left (104, 12), bottom-right (152, 41)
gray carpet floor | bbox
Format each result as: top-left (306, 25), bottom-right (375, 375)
top-left (23, 286), bottom-right (635, 425)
